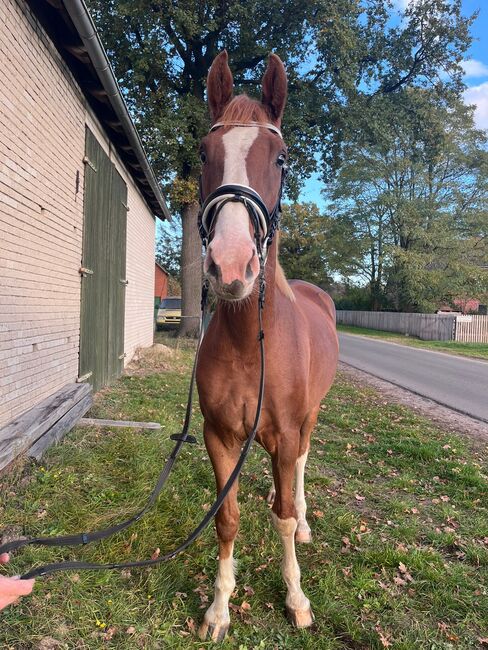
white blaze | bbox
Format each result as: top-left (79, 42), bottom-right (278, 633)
top-left (213, 127), bottom-right (259, 247)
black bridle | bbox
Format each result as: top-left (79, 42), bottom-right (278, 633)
top-left (0, 121), bottom-right (285, 581)
top-left (198, 121), bottom-right (287, 260)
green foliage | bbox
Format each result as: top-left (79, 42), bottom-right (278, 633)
top-left (88, 0), bottom-right (474, 196)
top-left (328, 88), bottom-right (488, 312)
top-left (156, 217), bottom-right (182, 276)
top-left (278, 203), bottom-right (332, 287)
top-left (86, 0), bottom-right (478, 320)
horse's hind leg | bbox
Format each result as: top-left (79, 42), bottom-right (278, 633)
top-left (266, 479), bottom-right (276, 505)
top-left (295, 449), bottom-right (311, 543)
top-left (199, 426), bottom-right (240, 642)
top-left (295, 407), bottom-right (319, 544)
top-left (271, 441), bottom-right (314, 628)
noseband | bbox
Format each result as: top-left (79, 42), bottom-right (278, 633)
top-left (198, 121), bottom-right (287, 261)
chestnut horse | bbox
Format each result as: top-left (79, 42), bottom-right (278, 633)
top-left (196, 51), bottom-right (338, 641)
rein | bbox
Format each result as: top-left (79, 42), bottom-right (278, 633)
top-left (1, 278), bottom-right (266, 580)
top-left (0, 121), bottom-right (284, 581)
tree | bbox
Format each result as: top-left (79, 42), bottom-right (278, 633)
top-left (87, 0), bottom-right (475, 331)
top-left (156, 218), bottom-right (182, 276)
top-left (328, 88), bottom-right (488, 312)
top-left (278, 203), bottom-right (331, 287)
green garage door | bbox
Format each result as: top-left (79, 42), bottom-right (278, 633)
top-left (79, 128), bottom-right (128, 391)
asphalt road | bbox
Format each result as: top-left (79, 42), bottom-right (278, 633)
top-left (338, 333), bottom-right (488, 423)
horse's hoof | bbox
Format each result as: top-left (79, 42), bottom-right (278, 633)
top-left (286, 604), bottom-right (314, 628)
top-left (295, 523), bottom-right (312, 544)
top-left (198, 620), bottom-right (230, 642)
top-left (266, 487), bottom-right (276, 505)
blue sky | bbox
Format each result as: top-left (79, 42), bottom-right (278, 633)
top-left (299, 0), bottom-right (488, 206)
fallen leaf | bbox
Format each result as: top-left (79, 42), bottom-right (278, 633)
top-left (355, 494), bottom-right (365, 501)
top-left (36, 638), bottom-right (64, 650)
top-left (126, 626), bottom-right (136, 635)
top-left (313, 510), bottom-right (324, 518)
top-left (102, 626), bottom-right (117, 641)
top-left (151, 548), bottom-right (160, 560)
top-left (375, 625), bottom-right (392, 647)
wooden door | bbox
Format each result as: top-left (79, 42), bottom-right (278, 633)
top-left (79, 128), bottom-right (127, 391)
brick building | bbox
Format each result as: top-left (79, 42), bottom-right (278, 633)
top-left (0, 0), bottom-right (170, 427)
top-left (155, 263), bottom-right (169, 304)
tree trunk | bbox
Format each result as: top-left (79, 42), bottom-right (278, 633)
top-left (178, 201), bottom-right (202, 337)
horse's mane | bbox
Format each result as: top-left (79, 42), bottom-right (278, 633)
top-left (219, 95), bottom-right (271, 124)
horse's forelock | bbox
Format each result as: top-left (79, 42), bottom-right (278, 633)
top-left (219, 95), bottom-right (271, 125)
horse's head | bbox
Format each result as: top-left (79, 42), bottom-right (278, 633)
top-left (200, 51), bottom-right (288, 302)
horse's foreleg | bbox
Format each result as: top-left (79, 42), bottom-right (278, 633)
top-left (271, 446), bottom-right (314, 628)
top-left (199, 427), bottom-right (240, 642)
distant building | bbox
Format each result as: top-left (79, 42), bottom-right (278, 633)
top-left (437, 299), bottom-right (484, 315)
top-left (155, 263), bottom-right (169, 303)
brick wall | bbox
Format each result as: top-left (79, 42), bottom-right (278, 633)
top-left (0, 0), bottom-right (157, 427)
top-left (0, 0), bottom-right (86, 427)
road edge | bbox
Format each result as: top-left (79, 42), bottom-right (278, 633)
top-left (338, 361), bottom-right (488, 444)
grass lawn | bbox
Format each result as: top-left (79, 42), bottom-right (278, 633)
top-left (337, 324), bottom-right (488, 361)
top-left (1, 339), bottom-right (487, 649)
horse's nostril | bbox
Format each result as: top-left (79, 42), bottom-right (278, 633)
top-left (245, 249), bottom-right (257, 281)
top-left (245, 261), bottom-right (254, 282)
top-left (207, 260), bottom-right (219, 279)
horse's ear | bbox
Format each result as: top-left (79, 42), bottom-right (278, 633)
top-left (207, 50), bottom-right (234, 122)
top-left (261, 54), bottom-right (287, 124)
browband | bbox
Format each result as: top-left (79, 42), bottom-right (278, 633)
top-left (210, 121), bottom-right (283, 138)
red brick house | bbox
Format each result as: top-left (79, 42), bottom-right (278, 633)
top-left (155, 262), bottom-right (169, 303)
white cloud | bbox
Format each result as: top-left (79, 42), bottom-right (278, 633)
top-left (464, 82), bottom-right (488, 130)
top-left (461, 59), bottom-right (488, 79)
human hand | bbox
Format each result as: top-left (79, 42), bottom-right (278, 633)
top-left (0, 553), bottom-right (35, 611)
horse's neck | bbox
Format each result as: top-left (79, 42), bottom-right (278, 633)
top-left (215, 244), bottom-right (277, 354)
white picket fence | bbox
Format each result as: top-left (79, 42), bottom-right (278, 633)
top-left (336, 310), bottom-right (488, 343)
top-left (454, 315), bottom-right (488, 343)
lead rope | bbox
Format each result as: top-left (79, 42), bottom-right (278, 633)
top-left (1, 268), bottom-right (266, 580)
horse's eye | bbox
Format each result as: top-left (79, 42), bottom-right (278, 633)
top-left (200, 151), bottom-right (207, 164)
top-left (277, 153), bottom-right (286, 167)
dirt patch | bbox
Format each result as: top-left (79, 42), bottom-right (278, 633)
top-left (339, 362), bottom-right (488, 445)
top-left (125, 343), bottom-right (180, 376)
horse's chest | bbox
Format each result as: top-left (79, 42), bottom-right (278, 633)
top-left (197, 353), bottom-right (302, 437)
top-left (198, 359), bottom-right (259, 433)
